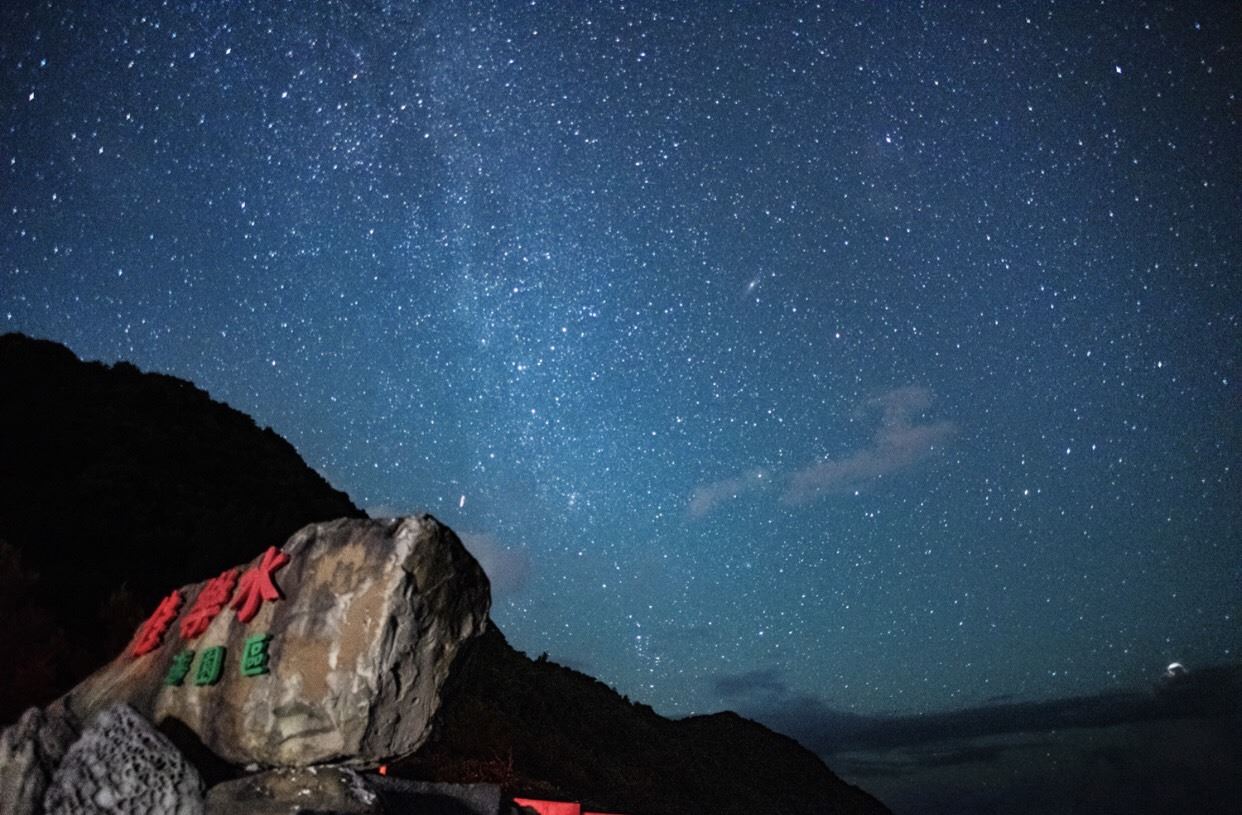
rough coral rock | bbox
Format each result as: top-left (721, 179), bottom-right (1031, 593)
top-left (42, 703), bottom-right (203, 815)
top-left (0, 704), bottom-right (78, 815)
top-left (62, 515), bottom-right (491, 768)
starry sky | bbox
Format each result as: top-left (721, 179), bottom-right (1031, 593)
top-left (2, 1), bottom-right (1239, 721)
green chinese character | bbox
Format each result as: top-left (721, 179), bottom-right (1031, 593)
top-left (165, 650), bottom-right (195, 686)
top-left (194, 645), bottom-right (226, 686)
top-left (240, 633), bottom-right (272, 677)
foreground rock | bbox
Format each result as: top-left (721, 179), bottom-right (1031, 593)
top-left (206, 774), bottom-right (509, 815)
top-left (0, 705), bottom-right (78, 815)
top-left (61, 515), bottom-right (491, 768)
top-left (43, 703), bottom-right (203, 815)
top-left (205, 767), bottom-right (379, 815)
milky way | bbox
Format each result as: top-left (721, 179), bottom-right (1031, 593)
top-left (2, 1), bottom-right (1238, 718)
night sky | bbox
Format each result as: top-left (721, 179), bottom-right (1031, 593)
top-left (2, 1), bottom-right (1239, 723)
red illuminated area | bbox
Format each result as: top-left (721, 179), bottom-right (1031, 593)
top-left (232, 546), bottom-right (290, 622)
top-left (512, 799), bottom-right (626, 815)
top-left (179, 567), bottom-right (238, 639)
top-left (512, 801), bottom-right (580, 815)
top-left (128, 548), bottom-right (294, 663)
top-left (131, 590), bottom-right (184, 656)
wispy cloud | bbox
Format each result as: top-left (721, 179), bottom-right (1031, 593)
top-left (365, 506), bottom-right (531, 598)
top-left (720, 663), bottom-right (1242, 758)
top-left (687, 386), bottom-right (955, 518)
top-left (458, 531), bottom-right (531, 598)
top-left (365, 504), bottom-right (407, 520)
top-left (710, 666), bottom-right (877, 746)
top-left (722, 664), bottom-right (1242, 815)
top-left (687, 468), bottom-right (774, 518)
top-left (713, 667), bottom-right (790, 698)
top-left (783, 386), bottom-right (955, 505)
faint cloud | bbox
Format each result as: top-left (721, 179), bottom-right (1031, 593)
top-left (748, 662), bottom-right (1242, 758)
top-left (688, 467), bottom-right (773, 518)
top-left (687, 386), bottom-right (955, 517)
top-left (783, 385), bottom-right (955, 505)
top-left (365, 507), bottom-right (531, 598)
top-left (714, 667), bottom-right (789, 699)
top-left (709, 666), bottom-right (877, 753)
top-left (364, 504), bottom-right (405, 519)
top-left (458, 531), bottom-right (531, 598)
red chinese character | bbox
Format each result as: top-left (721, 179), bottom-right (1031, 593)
top-left (179, 568), bottom-right (239, 640)
top-left (231, 546), bottom-right (291, 623)
top-left (132, 590), bottom-right (184, 657)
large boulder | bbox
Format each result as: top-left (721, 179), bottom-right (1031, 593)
top-left (60, 515), bottom-right (491, 768)
top-left (42, 703), bottom-right (203, 815)
top-left (0, 705), bottom-right (78, 815)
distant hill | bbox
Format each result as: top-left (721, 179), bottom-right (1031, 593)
top-left (405, 625), bottom-right (891, 815)
top-left (0, 333), bottom-right (363, 723)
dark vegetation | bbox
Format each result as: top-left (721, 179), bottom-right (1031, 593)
top-left (404, 625), bottom-right (890, 815)
top-left (0, 333), bottom-right (362, 723)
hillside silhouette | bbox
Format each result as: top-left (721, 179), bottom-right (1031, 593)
top-left (0, 333), bottom-right (363, 723)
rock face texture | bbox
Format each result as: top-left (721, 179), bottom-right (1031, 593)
top-left (0, 332), bottom-right (363, 724)
top-left (0, 705), bottom-right (79, 815)
top-left (42, 703), bottom-right (203, 815)
top-left (204, 767), bottom-right (380, 815)
top-left (62, 516), bottom-right (491, 768)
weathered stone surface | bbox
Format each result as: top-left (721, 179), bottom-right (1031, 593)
top-left (0, 704), bottom-right (78, 815)
top-left (42, 703), bottom-right (203, 815)
top-left (204, 767), bottom-right (381, 815)
top-left (61, 516), bottom-right (491, 768)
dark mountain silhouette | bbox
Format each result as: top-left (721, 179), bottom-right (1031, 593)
top-left (0, 333), bottom-right (364, 723)
top-left (405, 625), bottom-right (890, 814)
top-left (0, 333), bottom-right (891, 814)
